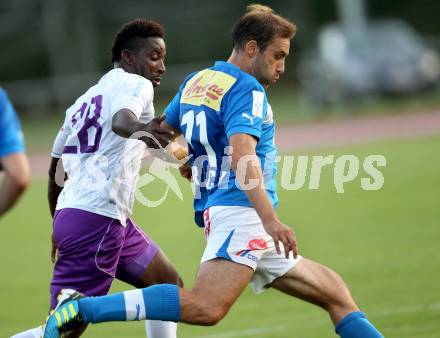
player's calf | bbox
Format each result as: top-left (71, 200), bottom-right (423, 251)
top-left (272, 258), bottom-right (383, 338)
top-left (271, 259), bottom-right (357, 322)
top-left (310, 264), bottom-right (359, 323)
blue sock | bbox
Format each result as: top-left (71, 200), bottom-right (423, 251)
top-left (141, 284), bottom-right (181, 321)
top-left (79, 284), bottom-right (180, 323)
top-left (79, 292), bottom-right (126, 323)
top-left (335, 312), bottom-right (384, 338)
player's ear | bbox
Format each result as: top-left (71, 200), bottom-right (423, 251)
top-left (121, 49), bottom-right (134, 65)
top-left (245, 40), bottom-right (259, 58)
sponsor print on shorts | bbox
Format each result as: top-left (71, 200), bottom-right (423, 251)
top-left (247, 238), bottom-right (268, 250)
top-left (236, 250), bottom-right (258, 263)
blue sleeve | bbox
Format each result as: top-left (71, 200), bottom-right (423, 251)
top-left (164, 72), bottom-right (197, 131)
top-left (0, 89), bottom-right (25, 157)
top-left (164, 91), bottom-right (181, 130)
top-left (223, 80), bottom-right (267, 140)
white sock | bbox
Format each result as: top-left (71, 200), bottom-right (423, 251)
top-left (145, 320), bottom-right (177, 338)
top-left (10, 326), bottom-right (43, 338)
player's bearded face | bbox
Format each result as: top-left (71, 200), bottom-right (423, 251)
top-left (133, 37), bottom-right (167, 87)
top-left (254, 37), bottom-right (290, 88)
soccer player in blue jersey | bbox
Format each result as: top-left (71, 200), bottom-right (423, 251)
top-left (0, 87), bottom-right (30, 217)
top-left (44, 5), bottom-right (384, 338)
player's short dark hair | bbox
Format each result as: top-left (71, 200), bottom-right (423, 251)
top-left (232, 4), bottom-right (296, 52)
top-left (111, 19), bottom-right (165, 63)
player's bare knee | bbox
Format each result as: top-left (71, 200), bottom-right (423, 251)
top-left (188, 292), bottom-right (229, 325)
top-left (197, 304), bottom-right (228, 326)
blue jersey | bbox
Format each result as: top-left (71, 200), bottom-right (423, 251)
top-left (0, 88), bottom-right (24, 158)
top-left (165, 61), bottom-right (278, 226)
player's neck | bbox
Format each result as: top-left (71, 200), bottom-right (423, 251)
top-left (227, 53), bottom-right (253, 76)
top-left (113, 62), bottom-right (134, 75)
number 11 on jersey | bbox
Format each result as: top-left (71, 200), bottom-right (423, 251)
top-left (181, 110), bottom-right (217, 189)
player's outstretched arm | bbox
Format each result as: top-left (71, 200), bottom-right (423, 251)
top-left (0, 153), bottom-right (30, 217)
top-left (112, 109), bottom-right (175, 148)
top-left (229, 133), bottom-right (298, 258)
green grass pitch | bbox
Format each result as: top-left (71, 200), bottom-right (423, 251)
top-left (1, 136), bottom-right (439, 337)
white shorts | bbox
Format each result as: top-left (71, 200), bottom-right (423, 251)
top-left (201, 206), bottom-right (302, 293)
